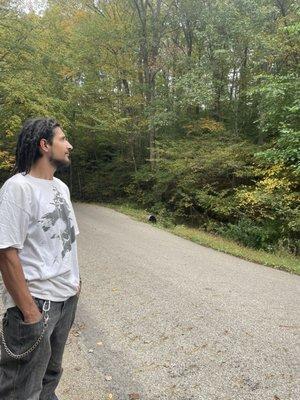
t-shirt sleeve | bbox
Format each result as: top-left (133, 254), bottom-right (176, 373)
top-left (0, 181), bottom-right (30, 250)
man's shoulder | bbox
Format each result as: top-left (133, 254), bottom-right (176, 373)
top-left (54, 177), bottom-right (69, 191)
top-left (1, 173), bottom-right (30, 192)
top-left (0, 173), bottom-right (32, 209)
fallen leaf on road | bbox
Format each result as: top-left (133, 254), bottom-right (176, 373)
top-left (128, 393), bottom-right (140, 399)
top-left (105, 375), bottom-right (112, 381)
top-left (88, 349), bottom-right (94, 353)
top-left (97, 341), bottom-right (103, 346)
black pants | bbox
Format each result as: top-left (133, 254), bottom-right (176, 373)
top-left (0, 294), bottom-right (78, 400)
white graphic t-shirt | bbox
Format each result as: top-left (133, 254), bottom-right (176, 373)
top-left (0, 172), bottom-right (80, 310)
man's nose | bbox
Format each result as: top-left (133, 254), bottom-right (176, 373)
top-left (67, 141), bottom-right (73, 150)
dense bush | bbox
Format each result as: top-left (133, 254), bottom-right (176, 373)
top-left (125, 136), bottom-right (299, 255)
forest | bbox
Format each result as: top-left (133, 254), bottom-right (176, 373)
top-left (0, 0), bottom-right (299, 257)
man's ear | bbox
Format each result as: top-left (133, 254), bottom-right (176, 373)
top-left (39, 138), bottom-right (50, 153)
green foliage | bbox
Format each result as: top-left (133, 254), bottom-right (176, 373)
top-left (217, 218), bottom-right (280, 251)
top-left (235, 163), bottom-right (299, 253)
top-left (0, 0), bottom-right (299, 257)
top-left (256, 127), bottom-right (300, 174)
top-left (249, 74), bottom-right (299, 137)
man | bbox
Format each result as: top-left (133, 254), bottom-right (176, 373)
top-left (0, 117), bottom-right (81, 399)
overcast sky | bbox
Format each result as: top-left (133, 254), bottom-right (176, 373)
top-left (17, 0), bottom-right (48, 14)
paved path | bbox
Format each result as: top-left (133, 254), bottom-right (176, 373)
top-left (1, 202), bottom-right (300, 399)
top-left (67, 203), bottom-right (299, 400)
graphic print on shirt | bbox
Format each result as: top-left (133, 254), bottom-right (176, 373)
top-left (38, 186), bottom-right (75, 259)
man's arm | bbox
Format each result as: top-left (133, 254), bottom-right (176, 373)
top-left (0, 248), bottom-right (42, 323)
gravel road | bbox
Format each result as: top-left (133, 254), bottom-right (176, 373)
top-left (1, 202), bottom-right (300, 400)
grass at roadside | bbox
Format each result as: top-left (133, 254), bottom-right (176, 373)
top-left (104, 202), bottom-right (300, 276)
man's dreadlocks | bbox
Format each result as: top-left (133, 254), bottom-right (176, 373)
top-left (13, 117), bottom-right (60, 174)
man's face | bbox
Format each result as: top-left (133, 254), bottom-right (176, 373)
top-left (49, 127), bottom-right (73, 168)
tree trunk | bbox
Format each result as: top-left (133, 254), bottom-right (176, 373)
top-left (132, 0), bottom-right (165, 171)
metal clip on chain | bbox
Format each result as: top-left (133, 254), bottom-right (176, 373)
top-left (0, 300), bottom-right (50, 360)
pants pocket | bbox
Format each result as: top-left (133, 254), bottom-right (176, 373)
top-left (1, 309), bottom-right (21, 357)
top-left (6, 306), bottom-right (44, 345)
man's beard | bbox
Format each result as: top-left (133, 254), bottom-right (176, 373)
top-left (49, 156), bottom-right (71, 171)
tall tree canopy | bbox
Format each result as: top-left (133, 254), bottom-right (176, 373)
top-left (0, 0), bottom-right (299, 254)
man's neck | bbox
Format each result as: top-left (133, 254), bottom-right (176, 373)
top-left (28, 160), bottom-right (56, 181)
